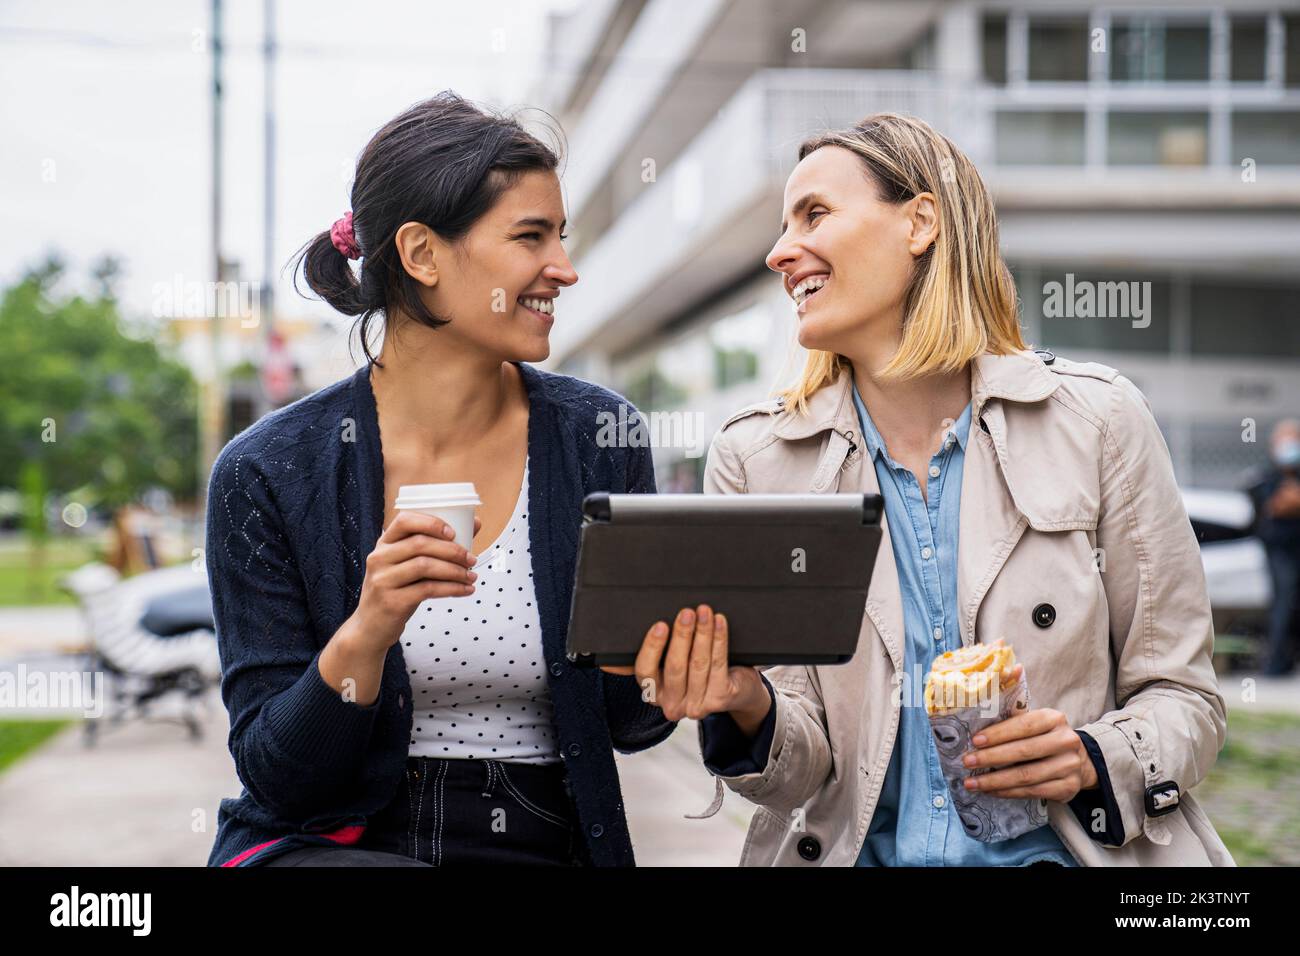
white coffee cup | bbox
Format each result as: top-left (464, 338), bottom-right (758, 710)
top-left (394, 482), bottom-right (482, 551)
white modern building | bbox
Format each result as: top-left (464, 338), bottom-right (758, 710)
top-left (535, 0), bottom-right (1300, 490)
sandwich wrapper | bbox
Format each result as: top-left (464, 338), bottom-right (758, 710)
top-left (925, 639), bottom-right (1049, 843)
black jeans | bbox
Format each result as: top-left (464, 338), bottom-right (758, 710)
top-left (265, 756), bottom-right (584, 867)
top-left (1265, 546), bottom-right (1300, 674)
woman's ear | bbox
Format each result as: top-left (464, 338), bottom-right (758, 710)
top-left (906, 192), bottom-right (939, 257)
top-left (394, 221), bottom-right (440, 288)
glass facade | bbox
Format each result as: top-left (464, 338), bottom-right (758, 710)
top-left (1111, 18), bottom-right (1210, 82)
top-left (567, 7), bottom-right (1300, 494)
top-left (982, 10), bottom-right (1300, 167)
top-left (1108, 111), bottom-right (1209, 165)
top-left (1027, 17), bottom-right (1090, 82)
top-left (1232, 111), bottom-right (1300, 165)
top-left (995, 111), bottom-right (1086, 164)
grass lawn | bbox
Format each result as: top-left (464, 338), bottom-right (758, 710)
top-left (1195, 708), bottom-right (1300, 866)
top-left (0, 719), bottom-right (75, 775)
top-left (0, 536), bottom-right (103, 607)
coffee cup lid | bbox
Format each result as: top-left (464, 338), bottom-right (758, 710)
top-left (394, 482), bottom-right (481, 510)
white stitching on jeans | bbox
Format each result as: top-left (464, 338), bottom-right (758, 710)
top-left (412, 764), bottom-right (427, 863)
top-left (497, 763), bottom-right (569, 828)
top-left (403, 768), bottom-right (415, 860)
top-left (433, 760), bottom-right (448, 866)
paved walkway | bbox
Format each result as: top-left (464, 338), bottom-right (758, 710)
top-left (0, 686), bottom-right (235, 866)
top-left (616, 722), bottom-right (754, 865)
top-left (0, 675), bottom-right (750, 866)
top-left (0, 607), bottom-right (84, 659)
top-left (1, 596), bottom-right (1295, 866)
top-left (1216, 669), bottom-right (1300, 715)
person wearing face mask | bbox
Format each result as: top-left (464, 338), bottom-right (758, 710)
top-left (1246, 420), bottom-right (1300, 676)
top-left (617, 112), bottom-right (1232, 867)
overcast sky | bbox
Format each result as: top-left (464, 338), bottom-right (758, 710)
top-left (0, 0), bottom-right (578, 322)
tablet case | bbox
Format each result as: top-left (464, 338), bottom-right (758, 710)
top-left (565, 492), bottom-right (883, 667)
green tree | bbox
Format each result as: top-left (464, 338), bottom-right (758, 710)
top-left (0, 254), bottom-right (199, 517)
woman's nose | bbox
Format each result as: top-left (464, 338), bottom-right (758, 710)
top-left (546, 251), bottom-right (579, 287)
top-left (766, 235), bottom-right (796, 275)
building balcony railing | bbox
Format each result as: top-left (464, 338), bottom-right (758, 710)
top-left (549, 66), bottom-right (1300, 364)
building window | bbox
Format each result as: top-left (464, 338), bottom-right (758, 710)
top-left (708, 303), bottom-right (767, 391)
top-left (1190, 281), bottom-right (1300, 359)
top-left (1230, 16), bottom-right (1268, 82)
top-left (1027, 271), bottom-right (1172, 354)
top-left (1287, 15), bottom-right (1300, 87)
top-left (995, 111), bottom-right (1086, 165)
top-left (1027, 17), bottom-right (1089, 82)
top-left (1108, 111), bottom-right (1209, 165)
top-left (982, 13), bottom-right (1007, 85)
top-left (1232, 111), bottom-right (1300, 165)
top-left (902, 24), bottom-right (936, 71)
top-left (1191, 422), bottom-right (1275, 490)
top-left (1112, 17), bottom-right (1211, 82)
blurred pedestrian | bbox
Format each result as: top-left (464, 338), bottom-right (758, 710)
top-left (1247, 419), bottom-right (1300, 675)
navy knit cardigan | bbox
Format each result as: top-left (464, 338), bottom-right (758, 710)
top-left (204, 361), bottom-right (675, 867)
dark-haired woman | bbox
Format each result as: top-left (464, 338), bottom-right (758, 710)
top-left (204, 92), bottom-right (674, 867)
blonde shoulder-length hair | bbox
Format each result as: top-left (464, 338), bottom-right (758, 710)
top-left (777, 112), bottom-right (1026, 415)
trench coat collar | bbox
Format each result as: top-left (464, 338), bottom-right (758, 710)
top-left (770, 350), bottom-right (1060, 441)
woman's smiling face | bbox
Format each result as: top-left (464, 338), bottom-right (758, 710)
top-left (765, 145), bottom-right (928, 356)
top-left (397, 169), bottom-right (579, 363)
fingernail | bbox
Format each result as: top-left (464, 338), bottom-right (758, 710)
top-left (962, 753), bottom-right (977, 767)
top-left (467, 571), bottom-right (477, 581)
top-left (679, 609), bottom-right (693, 624)
top-left (653, 622), bottom-right (667, 637)
top-left (972, 734), bottom-right (987, 746)
top-left (444, 526), bottom-right (455, 538)
top-left (698, 607), bottom-right (711, 624)
top-left (964, 778), bottom-right (978, 789)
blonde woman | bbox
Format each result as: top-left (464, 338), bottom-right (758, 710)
top-left (613, 113), bottom-right (1233, 866)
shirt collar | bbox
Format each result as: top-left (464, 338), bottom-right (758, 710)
top-left (850, 379), bottom-right (973, 464)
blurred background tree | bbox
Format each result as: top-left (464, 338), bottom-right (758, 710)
top-left (0, 254), bottom-right (198, 598)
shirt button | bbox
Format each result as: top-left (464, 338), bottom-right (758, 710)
top-left (550, 661), bottom-right (564, 677)
top-left (933, 626), bottom-right (943, 642)
top-left (928, 465), bottom-right (940, 478)
top-left (933, 795), bottom-right (946, 809)
top-left (921, 547), bottom-right (933, 560)
top-left (568, 743), bottom-right (582, 757)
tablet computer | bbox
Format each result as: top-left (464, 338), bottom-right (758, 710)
top-left (565, 492), bottom-right (883, 667)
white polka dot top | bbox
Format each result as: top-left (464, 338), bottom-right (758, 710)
top-left (401, 457), bottom-right (559, 764)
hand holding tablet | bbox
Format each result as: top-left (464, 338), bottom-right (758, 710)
top-left (599, 604), bottom-right (771, 736)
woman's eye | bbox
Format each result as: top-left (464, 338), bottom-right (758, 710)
top-left (559, 232), bottom-right (569, 241)
top-left (516, 232), bottom-right (542, 241)
top-left (807, 208), bottom-right (826, 224)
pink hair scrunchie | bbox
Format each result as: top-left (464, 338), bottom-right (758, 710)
top-left (330, 211), bottom-right (360, 259)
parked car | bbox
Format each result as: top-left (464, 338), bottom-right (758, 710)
top-left (1182, 488), bottom-right (1271, 639)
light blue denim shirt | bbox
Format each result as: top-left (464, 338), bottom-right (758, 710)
top-left (850, 380), bottom-right (1076, 867)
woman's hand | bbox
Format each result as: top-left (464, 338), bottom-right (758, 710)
top-left (959, 704), bottom-right (1099, 803)
top-left (601, 604), bottom-right (771, 736)
top-left (343, 512), bottom-right (482, 657)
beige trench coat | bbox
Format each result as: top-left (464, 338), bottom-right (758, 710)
top-left (699, 349), bottom-right (1235, 867)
